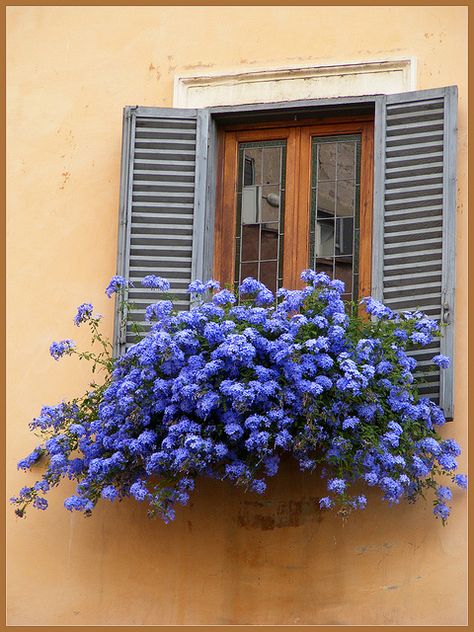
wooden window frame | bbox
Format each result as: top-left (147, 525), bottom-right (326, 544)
top-left (214, 115), bottom-right (374, 302)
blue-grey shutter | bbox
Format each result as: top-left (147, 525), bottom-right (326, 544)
top-left (372, 86), bottom-right (457, 418)
top-left (114, 106), bottom-right (209, 355)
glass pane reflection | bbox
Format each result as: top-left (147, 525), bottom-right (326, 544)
top-left (309, 134), bottom-right (361, 303)
top-left (235, 140), bottom-right (286, 295)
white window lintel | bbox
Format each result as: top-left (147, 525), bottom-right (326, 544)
top-left (173, 58), bottom-right (416, 108)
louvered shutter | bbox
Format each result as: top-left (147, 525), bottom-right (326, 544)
top-left (114, 106), bottom-right (209, 354)
top-left (372, 87), bottom-right (457, 418)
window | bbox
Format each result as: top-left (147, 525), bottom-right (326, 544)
top-left (115, 87), bottom-right (457, 418)
top-left (214, 119), bottom-right (373, 306)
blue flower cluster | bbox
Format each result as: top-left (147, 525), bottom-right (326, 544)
top-left (12, 270), bottom-right (466, 524)
top-left (74, 303), bottom-right (94, 326)
top-left (49, 339), bottom-right (75, 361)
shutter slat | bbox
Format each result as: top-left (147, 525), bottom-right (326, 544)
top-left (134, 169), bottom-right (195, 179)
top-left (384, 204), bottom-right (443, 218)
top-left (132, 214), bottom-right (193, 223)
top-left (385, 98), bottom-right (444, 113)
top-left (385, 139), bottom-right (443, 152)
top-left (384, 238), bottom-right (441, 252)
top-left (133, 159), bottom-right (196, 168)
top-left (384, 184), bottom-right (443, 199)
top-left (385, 162), bottom-right (443, 177)
top-left (386, 121), bottom-right (444, 135)
top-left (385, 216), bottom-right (442, 229)
top-left (133, 182), bottom-right (195, 191)
top-left (385, 151), bottom-right (443, 165)
top-left (131, 223), bottom-right (192, 232)
top-left (384, 194), bottom-right (442, 208)
top-left (132, 191), bottom-right (194, 199)
top-left (385, 173), bottom-right (443, 186)
top-left (384, 271), bottom-right (442, 284)
top-left (132, 202), bottom-right (194, 209)
top-left (386, 107), bottom-right (444, 122)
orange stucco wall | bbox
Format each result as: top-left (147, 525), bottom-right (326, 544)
top-left (6, 6), bottom-right (468, 625)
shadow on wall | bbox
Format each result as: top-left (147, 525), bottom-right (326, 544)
top-left (28, 454), bottom-right (460, 626)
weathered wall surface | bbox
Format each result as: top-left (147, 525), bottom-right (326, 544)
top-left (7, 6), bottom-right (467, 625)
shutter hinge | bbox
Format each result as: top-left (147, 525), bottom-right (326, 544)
top-left (119, 323), bottom-right (127, 345)
top-left (125, 105), bottom-right (138, 119)
top-left (441, 291), bottom-right (450, 325)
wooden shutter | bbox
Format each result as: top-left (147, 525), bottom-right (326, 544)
top-left (372, 87), bottom-right (457, 418)
top-left (114, 106), bottom-right (209, 354)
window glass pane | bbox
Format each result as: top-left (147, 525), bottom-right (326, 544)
top-left (317, 181), bottom-right (336, 216)
top-left (240, 261), bottom-right (259, 281)
top-left (316, 218), bottom-right (335, 257)
top-left (309, 134), bottom-right (361, 303)
top-left (335, 256), bottom-right (353, 295)
top-left (317, 142), bottom-right (337, 182)
top-left (337, 142), bottom-right (356, 180)
top-left (235, 140), bottom-right (286, 293)
top-left (241, 225), bottom-right (259, 262)
top-left (261, 185), bottom-right (280, 222)
top-left (260, 260), bottom-right (278, 294)
top-left (261, 222), bottom-right (279, 260)
top-left (335, 217), bottom-right (354, 256)
top-left (336, 180), bottom-right (356, 217)
top-left (315, 257), bottom-right (333, 278)
top-left (243, 147), bottom-right (262, 185)
top-left (262, 146), bottom-right (282, 185)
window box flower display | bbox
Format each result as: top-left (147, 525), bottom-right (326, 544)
top-left (11, 271), bottom-right (466, 524)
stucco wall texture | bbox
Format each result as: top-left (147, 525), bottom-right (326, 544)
top-left (6, 6), bottom-right (468, 626)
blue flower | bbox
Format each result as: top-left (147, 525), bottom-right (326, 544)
top-left (187, 280), bottom-right (207, 294)
top-left (432, 354), bottom-right (450, 368)
top-left (255, 287), bottom-right (274, 306)
top-left (17, 447), bottom-right (43, 470)
top-left (212, 289), bottom-right (236, 306)
top-left (387, 421), bottom-right (403, 436)
top-left (64, 496), bottom-right (92, 512)
top-left (300, 269), bottom-right (331, 287)
top-left (145, 301), bottom-right (174, 321)
top-left (101, 485), bottom-right (118, 501)
top-left (73, 303), bottom-right (94, 326)
top-left (437, 453), bottom-right (457, 471)
top-left (188, 279), bottom-right (220, 294)
top-left (411, 331), bottom-right (432, 346)
top-left (49, 339), bottom-right (75, 361)
top-left (319, 496), bottom-right (332, 509)
top-left (327, 478), bottom-right (346, 494)
top-left (364, 472), bottom-right (378, 486)
top-left (250, 479), bottom-right (266, 494)
top-left (418, 437), bottom-right (441, 456)
top-left (436, 486), bottom-right (452, 502)
top-left (141, 275), bottom-right (171, 291)
top-left (33, 497), bottom-right (48, 511)
top-left (105, 275), bottom-right (128, 298)
top-left (454, 474), bottom-right (468, 489)
top-left (363, 297), bottom-right (393, 319)
top-left (224, 423), bottom-right (244, 440)
top-left (130, 481), bottom-right (148, 502)
top-left (342, 417), bottom-right (359, 430)
top-left (379, 477), bottom-right (403, 503)
top-left (239, 277), bottom-right (264, 295)
top-left (441, 439), bottom-right (461, 457)
top-left (393, 328), bottom-right (408, 341)
top-left (433, 503), bottom-right (450, 521)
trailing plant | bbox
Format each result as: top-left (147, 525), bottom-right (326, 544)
top-left (11, 271), bottom-right (467, 524)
